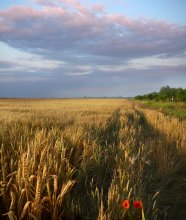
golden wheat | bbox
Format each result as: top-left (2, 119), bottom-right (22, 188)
top-left (0, 99), bottom-right (185, 219)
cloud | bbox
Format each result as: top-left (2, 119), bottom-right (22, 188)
top-left (0, 60), bottom-right (15, 69)
top-left (0, 76), bottom-right (47, 83)
top-left (0, 1), bottom-right (185, 60)
top-left (1, 62), bottom-right (185, 97)
top-left (0, 55), bottom-right (63, 75)
top-left (0, 0), bottom-right (186, 97)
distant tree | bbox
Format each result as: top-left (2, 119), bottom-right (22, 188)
top-left (147, 92), bottom-right (158, 100)
top-left (160, 86), bottom-right (171, 93)
top-left (135, 86), bottom-right (186, 102)
top-left (135, 95), bottom-right (143, 100)
top-left (176, 88), bottom-right (186, 101)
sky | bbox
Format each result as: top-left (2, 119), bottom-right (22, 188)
top-left (0, 0), bottom-right (186, 97)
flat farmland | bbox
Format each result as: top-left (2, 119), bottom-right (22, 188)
top-left (0, 99), bottom-right (185, 220)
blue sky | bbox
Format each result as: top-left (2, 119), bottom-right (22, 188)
top-left (0, 0), bottom-right (186, 97)
top-left (88, 0), bottom-right (186, 24)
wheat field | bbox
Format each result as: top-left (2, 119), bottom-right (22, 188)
top-left (0, 99), bottom-right (185, 220)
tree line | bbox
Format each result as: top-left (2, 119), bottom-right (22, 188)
top-left (135, 86), bottom-right (186, 102)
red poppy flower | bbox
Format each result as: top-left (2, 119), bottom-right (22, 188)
top-left (133, 200), bottom-right (142, 209)
top-left (121, 200), bottom-right (130, 209)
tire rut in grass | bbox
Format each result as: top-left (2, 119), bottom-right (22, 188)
top-left (69, 108), bottom-right (121, 219)
top-left (133, 107), bottom-right (186, 220)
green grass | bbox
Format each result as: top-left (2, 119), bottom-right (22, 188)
top-left (140, 101), bottom-right (186, 120)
